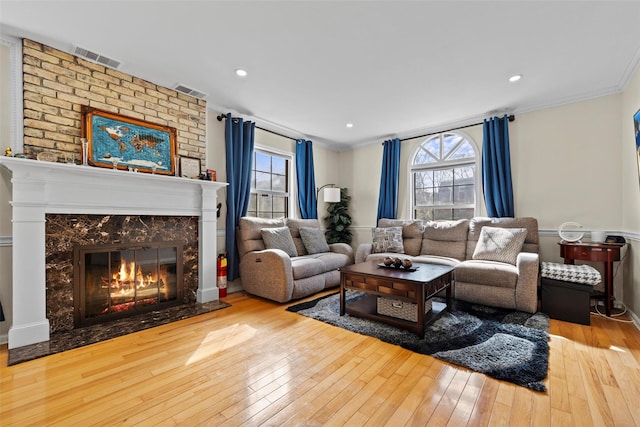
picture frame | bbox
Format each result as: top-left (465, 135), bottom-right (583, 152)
top-left (634, 108), bottom-right (640, 187)
top-left (81, 106), bottom-right (177, 175)
top-left (206, 169), bottom-right (217, 181)
top-left (180, 157), bottom-right (201, 179)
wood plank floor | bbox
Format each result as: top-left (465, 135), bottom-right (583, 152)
top-left (1, 290), bottom-right (640, 426)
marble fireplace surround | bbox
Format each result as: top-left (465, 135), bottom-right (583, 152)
top-left (0, 157), bottom-right (227, 349)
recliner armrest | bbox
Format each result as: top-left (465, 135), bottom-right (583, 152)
top-left (355, 243), bottom-right (373, 264)
top-left (515, 252), bottom-right (540, 313)
top-left (239, 249), bottom-right (294, 302)
top-left (329, 243), bottom-right (355, 264)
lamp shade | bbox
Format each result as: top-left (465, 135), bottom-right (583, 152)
top-left (324, 187), bottom-right (341, 203)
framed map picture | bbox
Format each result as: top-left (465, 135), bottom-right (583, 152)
top-left (81, 106), bottom-right (177, 175)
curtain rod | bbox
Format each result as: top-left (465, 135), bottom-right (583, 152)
top-left (217, 113), bottom-right (516, 145)
top-left (399, 114), bottom-right (515, 143)
top-left (216, 113), bottom-right (298, 142)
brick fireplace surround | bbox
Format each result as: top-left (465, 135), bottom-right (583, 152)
top-left (0, 157), bottom-right (226, 350)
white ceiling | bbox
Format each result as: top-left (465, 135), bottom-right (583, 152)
top-left (2, 1), bottom-right (640, 150)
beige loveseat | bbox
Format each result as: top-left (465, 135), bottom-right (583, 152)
top-left (356, 217), bottom-right (540, 313)
top-left (237, 217), bottom-right (355, 303)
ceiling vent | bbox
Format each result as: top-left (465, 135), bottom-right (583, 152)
top-left (174, 84), bottom-right (208, 99)
top-left (72, 46), bottom-right (122, 69)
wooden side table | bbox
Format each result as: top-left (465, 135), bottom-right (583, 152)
top-left (558, 242), bottom-right (624, 316)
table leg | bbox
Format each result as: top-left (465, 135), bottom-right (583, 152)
top-left (604, 261), bottom-right (613, 317)
top-left (446, 273), bottom-right (453, 312)
top-left (417, 283), bottom-right (426, 339)
top-left (339, 274), bottom-right (345, 316)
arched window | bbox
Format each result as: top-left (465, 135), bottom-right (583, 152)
top-left (410, 132), bottom-right (478, 220)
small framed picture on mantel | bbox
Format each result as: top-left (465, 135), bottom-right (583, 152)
top-left (180, 157), bottom-right (201, 179)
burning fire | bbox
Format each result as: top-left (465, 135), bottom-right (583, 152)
top-left (114, 261), bottom-right (158, 289)
top-left (101, 258), bottom-right (170, 303)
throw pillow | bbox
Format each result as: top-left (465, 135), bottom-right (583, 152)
top-left (261, 227), bottom-right (298, 257)
top-left (371, 226), bottom-right (405, 254)
top-left (299, 226), bottom-right (330, 255)
top-left (472, 226), bottom-right (527, 265)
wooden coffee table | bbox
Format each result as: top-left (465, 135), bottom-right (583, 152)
top-left (339, 261), bottom-right (455, 338)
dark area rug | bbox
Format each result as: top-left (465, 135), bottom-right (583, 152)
top-left (287, 291), bottom-right (549, 391)
top-left (8, 300), bottom-right (230, 366)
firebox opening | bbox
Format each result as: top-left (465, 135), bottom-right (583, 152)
top-left (73, 242), bottom-right (184, 327)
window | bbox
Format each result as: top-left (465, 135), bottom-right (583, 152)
top-left (411, 132), bottom-right (478, 220)
top-left (247, 148), bottom-right (291, 218)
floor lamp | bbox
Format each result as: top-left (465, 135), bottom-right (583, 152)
top-left (317, 184), bottom-right (341, 204)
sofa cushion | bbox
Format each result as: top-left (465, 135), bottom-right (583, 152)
top-left (420, 219), bottom-right (469, 260)
top-left (456, 260), bottom-right (519, 288)
top-left (261, 226), bottom-right (298, 257)
top-left (413, 255), bottom-right (461, 267)
top-left (472, 226), bottom-right (527, 265)
top-left (291, 257), bottom-right (326, 279)
top-left (378, 219), bottom-right (424, 256)
top-left (372, 226), bottom-right (405, 254)
top-left (299, 226), bottom-right (330, 254)
top-left (314, 252), bottom-right (351, 271)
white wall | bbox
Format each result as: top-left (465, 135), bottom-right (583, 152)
top-left (0, 44), bottom-right (12, 341)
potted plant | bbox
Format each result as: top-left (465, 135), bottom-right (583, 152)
top-left (324, 187), bottom-right (352, 244)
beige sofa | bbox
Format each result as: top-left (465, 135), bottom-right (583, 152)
top-left (356, 217), bottom-right (540, 313)
top-left (237, 217), bottom-right (355, 303)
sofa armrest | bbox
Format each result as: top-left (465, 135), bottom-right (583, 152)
top-left (239, 249), bottom-right (294, 303)
top-left (355, 243), bottom-right (373, 264)
top-left (515, 252), bottom-right (540, 313)
top-left (329, 243), bottom-right (355, 264)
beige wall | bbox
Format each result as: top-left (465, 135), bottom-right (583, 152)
top-left (621, 66), bottom-right (640, 316)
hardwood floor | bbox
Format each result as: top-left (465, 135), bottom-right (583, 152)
top-left (1, 290), bottom-right (640, 426)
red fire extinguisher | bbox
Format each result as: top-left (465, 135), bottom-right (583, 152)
top-left (217, 252), bottom-right (227, 297)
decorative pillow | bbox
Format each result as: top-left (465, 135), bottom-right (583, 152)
top-left (299, 226), bottom-right (330, 255)
top-left (371, 226), bottom-right (405, 254)
top-left (261, 227), bottom-right (298, 257)
top-left (472, 226), bottom-right (527, 265)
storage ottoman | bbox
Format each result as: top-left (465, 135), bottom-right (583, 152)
top-left (540, 262), bottom-right (601, 325)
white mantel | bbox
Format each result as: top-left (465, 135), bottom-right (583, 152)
top-left (0, 157), bottom-right (227, 349)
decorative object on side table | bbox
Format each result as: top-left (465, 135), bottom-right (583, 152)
top-left (81, 106), bottom-right (177, 175)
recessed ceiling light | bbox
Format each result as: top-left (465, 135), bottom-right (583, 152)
top-left (346, 123), bottom-right (354, 128)
top-left (235, 69), bottom-right (248, 77)
top-left (509, 74), bottom-right (522, 83)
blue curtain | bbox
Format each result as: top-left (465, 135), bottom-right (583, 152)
top-left (482, 115), bottom-right (514, 217)
top-left (225, 113), bottom-right (255, 281)
top-left (295, 139), bottom-right (317, 219)
top-left (376, 138), bottom-right (401, 221)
